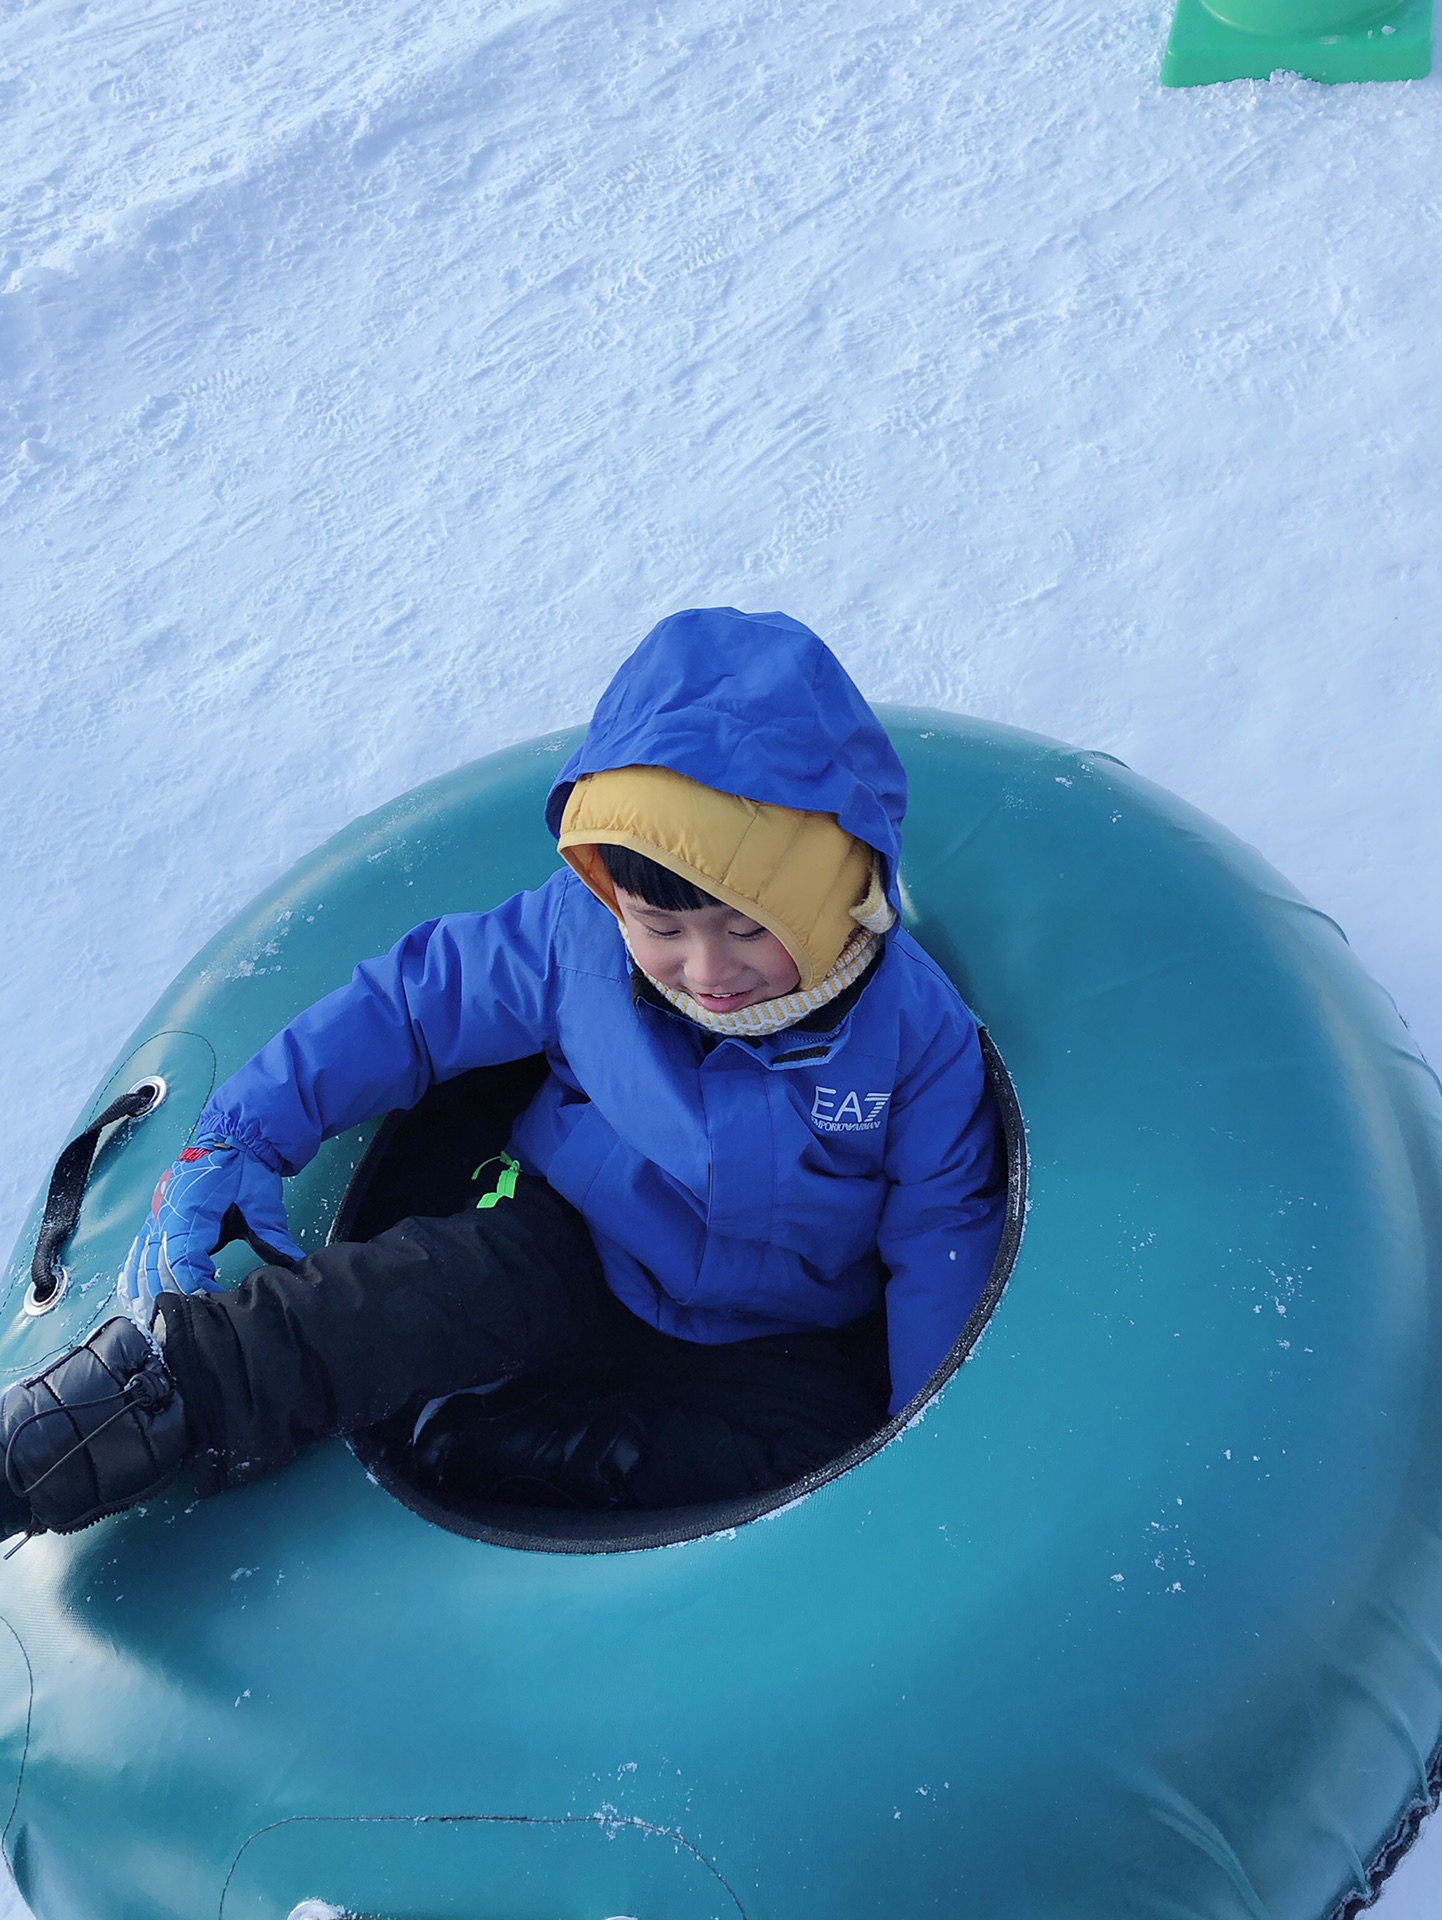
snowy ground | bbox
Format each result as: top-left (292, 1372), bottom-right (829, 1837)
top-left (3, 0), bottom-right (1441, 1908)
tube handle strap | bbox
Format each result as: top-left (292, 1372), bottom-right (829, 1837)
top-left (30, 1086), bottom-right (163, 1304)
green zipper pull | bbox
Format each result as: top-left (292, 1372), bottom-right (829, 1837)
top-left (471, 1150), bottom-right (521, 1210)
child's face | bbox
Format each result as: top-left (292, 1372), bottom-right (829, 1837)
top-left (614, 889), bottom-right (802, 1014)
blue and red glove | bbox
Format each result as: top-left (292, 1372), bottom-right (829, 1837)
top-left (118, 1138), bottom-right (304, 1316)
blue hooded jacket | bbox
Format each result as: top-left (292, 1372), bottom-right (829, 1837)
top-left (200, 610), bottom-right (1004, 1414)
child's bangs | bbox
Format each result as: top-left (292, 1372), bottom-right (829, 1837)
top-left (597, 843), bottom-right (718, 912)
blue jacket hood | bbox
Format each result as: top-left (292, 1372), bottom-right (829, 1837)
top-left (545, 609), bottom-right (908, 890)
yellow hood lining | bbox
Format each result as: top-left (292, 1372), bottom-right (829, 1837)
top-left (557, 766), bottom-right (884, 991)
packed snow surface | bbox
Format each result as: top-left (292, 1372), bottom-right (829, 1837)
top-left (2, 0), bottom-right (1441, 1907)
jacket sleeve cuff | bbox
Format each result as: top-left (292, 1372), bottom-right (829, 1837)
top-left (194, 1105), bottom-right (297, 1178)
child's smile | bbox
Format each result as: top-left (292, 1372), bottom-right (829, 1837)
top-left (614, 888), bottom-right (802, 1013)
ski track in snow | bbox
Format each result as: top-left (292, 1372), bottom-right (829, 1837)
top-left (3, 0), bottom-right (1442, 1909)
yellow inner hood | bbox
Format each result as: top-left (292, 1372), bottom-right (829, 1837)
top-left (558, 765), bottom-right (875, 991)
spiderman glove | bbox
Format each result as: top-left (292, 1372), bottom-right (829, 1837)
top-left (118, 1138), bottom-right (304, 1315)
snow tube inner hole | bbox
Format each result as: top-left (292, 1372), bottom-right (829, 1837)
top-left (338, 1036), bottom-right (1024, 1552)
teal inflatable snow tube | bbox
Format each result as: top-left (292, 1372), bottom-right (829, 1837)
top-left (2, 711), bottom-right (1442, 1920)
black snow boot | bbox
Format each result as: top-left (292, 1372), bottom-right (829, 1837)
top-left (0, 1317), bottom-right (189, 1535)
top-left (410, 1381), bottom-right (646, 1510)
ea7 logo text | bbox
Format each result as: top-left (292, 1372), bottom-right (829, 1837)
top-left (811, 1087), bottom-right (891, 1133)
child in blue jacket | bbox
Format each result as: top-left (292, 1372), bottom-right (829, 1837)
top-left (0, 610), bottom-right (1004, 1536)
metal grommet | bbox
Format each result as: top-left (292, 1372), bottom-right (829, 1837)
top-left (23, 1268), bottom-right (68, 1317)
top-left (124, 1076), bottom-right (167, 1117)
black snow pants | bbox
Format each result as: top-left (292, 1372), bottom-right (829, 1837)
top-left (154, 1175), bottom-right (889, 1511)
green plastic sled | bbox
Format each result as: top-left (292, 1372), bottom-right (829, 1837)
top-left (1162, 0), bottom-right (1431, 85)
